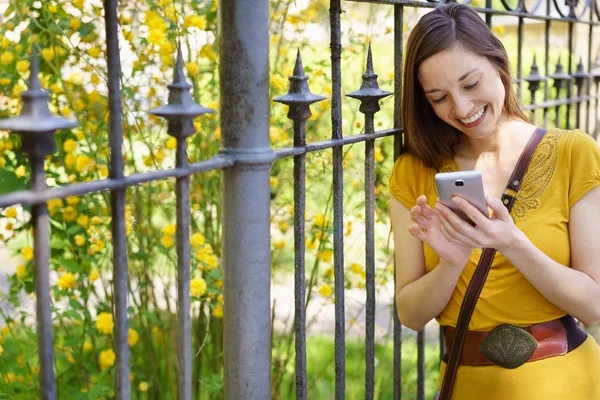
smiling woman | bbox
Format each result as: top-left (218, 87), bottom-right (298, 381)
top-left (389, 3), bottom-right (600, 400)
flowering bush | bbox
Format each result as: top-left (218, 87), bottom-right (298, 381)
top-left (0, 0), bottom-right (399, 398)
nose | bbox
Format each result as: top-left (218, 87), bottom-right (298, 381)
top-left (452, 96), bottom-right (474, 119)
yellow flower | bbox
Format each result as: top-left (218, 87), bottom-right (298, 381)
top-left (73, 99), bottom-right (86, 111)
top-left (58, 272), bottom-right (77, 290)
top-left (21, 246), bottom-right (33, 261)
top-left (161, 224), bottom-right (176, 236)
top-left (0, 345), bottom-right (3, 356)
top-left (139, 381), bottom-right (149, 392)
top-left (0, 52), bottom-right (14, 65)
top-left (48, 4), bottom-right (58, 13)
top-left (69, 18), bottom-right (82, 31)
top-left (63, 139), bottom-right (76, 153)
top-left (0, 78), bottom-right (10, 85)
top-left (87, 47), bottom-right (102, 58)
top-left (48, 198), bottom-right (63, 216)
top-left (98, 349), bottom-right (115, 370)
top-left (5, 207), bottom-right (17, 218)
top-left (41, 48), bottom-right (55, 62)
top-left (73, 0), bottom-right (85, 10)
top-left (91, 216), bottom-right (102, 225)
top-left (278, 221), bottom-right (289, 232)
top-left (273, 240), bottom-right (285, 250)
top-left (160, 235), bottom-right (174, 248)
top-left (191, 233), bottom-right (205, 247)
top-left (76, 155), bottom-right (95, 173)
top-left (270, 176), bottom-right (279, 189)
top-left (317, 249), bottom-right (333, 263)
top-left (318, 283), bottom-right (333, 298)
top-left (66, 196), bottom-right (80, 206)
top-left (96, 312), bottom-right (114, 335)
top-left (165, 137), bottom-right (177, 150)
top-left (324, 267), bottom-right (334, 279)
top-left (75, 235), bottom-right (85, 247)
top-left (374, 147), bottom-right (385, 163)
top-left (15, 165), bottom-right (26, 178)
top-left (15, 265), bottom-right (27, 279)
top-left (190, 277), bottom-right (207, 297)
top-left (128, 328), bottom-right (139, 347)
top-left (77, 214), bottom-right (89, 228)
top-left (212, 303), bottom-right (223, 318)
top-left (185, 62), bottom-right (200, 77)
top-left (83, 341), bottom-right (93, 352)
top-left (89, 269), bottom-right (100, 282)
top-left (63, 206), bottom-right (77, 222)
top-left (183, 15), bottom-right (207, 30)
top-left (313, 213), bottom-right (328, 228)
top-left (16, 60), bottom-right (29, 74)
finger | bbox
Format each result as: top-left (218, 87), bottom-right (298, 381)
top-left (408, 223), bottom-right (426, 241)
top-left (487, 196), bottom-right (511, 221)
top-left (419, 202), bottom-right (437, 220)
top-left (416, 195), bottom-right (427, 206)
top-left (436, 203), bottom-right (479, 244)
top-left (440, 219), bottom-right (478, 247)
top-left (451, 196), bottom-right (490, 227)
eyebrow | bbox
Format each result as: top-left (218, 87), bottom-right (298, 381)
top-left (423, 68), bottom-right (480, 94)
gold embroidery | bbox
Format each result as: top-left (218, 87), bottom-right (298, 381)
top-left (512, 130), bottom-right (560, 220)
top-left (431, 130), bottom-right (561, 220)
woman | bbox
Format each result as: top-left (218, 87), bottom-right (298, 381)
top-left (389, 3), bottom-right (600, 399)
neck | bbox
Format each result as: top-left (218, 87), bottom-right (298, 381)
top-left (456, 117), bottom-right (533, 162)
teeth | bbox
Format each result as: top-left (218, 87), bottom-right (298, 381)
top-left (460, 106), bottom-right (486, 124)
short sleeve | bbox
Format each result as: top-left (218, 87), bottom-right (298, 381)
top-left (388, 153), bottom-right (432, 209)
top-left (566, 130), bottom-right (600, 208)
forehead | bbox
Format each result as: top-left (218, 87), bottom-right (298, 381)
top-left (417, 46), bottom-right (493, 88)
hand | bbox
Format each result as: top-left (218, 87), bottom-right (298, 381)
top-left (408, 195), bottom-right (473, 268)
top-left (434, 195), bottom-right (520, 252)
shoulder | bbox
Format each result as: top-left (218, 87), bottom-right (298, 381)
top-left (389, 152), bottom-right (436, 208)
top-left (552, 128), bottom-right (599, 151)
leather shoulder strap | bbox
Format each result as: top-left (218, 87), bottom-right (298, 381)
top-left (437, 127), bottom-right (547, 400)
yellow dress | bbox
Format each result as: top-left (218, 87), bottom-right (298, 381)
top-left (389, 129), bottom-right (600, 399)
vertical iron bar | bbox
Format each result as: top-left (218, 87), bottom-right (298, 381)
top-left (517, 17), bottom-right (524, 98)
top-left (176, 138), bottom-right (192, 400)
top-left (544, 2), bottom-right (550, 128)
top-left (220, 0), bottom-right (272, 398)
top-left (417, 330), bottom-right (425, 400)
top-left (485, 0), bottom-right (492, 27)
top-left (567, 22), bottom-right (574, 128)
top-left (365, 115), bottom-right (376, 400)
top-left (393, 5), bottom-right (404, 400)
top-left (104, 0), bottom-right (130, 398)
top-left (330, 1), bottom-right (345, 398)
top-left (31, 158), bottom-right (55, 400)
top-left (294, 118), bottom-right (307, 400)
top-left (586, 9), bottom-right (593, 133)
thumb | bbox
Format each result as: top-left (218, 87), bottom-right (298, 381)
top-left (487, 196), bottom-right (510, 220)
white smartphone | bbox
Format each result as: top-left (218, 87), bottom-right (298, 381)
top-left (435, 171), bottom-right (488, 225)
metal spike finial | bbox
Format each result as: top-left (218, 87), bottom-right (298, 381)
top-left (273, 50), bottom-right (326, 109)
top-left (149, 47), bottom-right (214, 138)
top-left (591, 56), bottom-right (600, 84)
top-left (347, 44), bottom-right (392, 115)
top-left (572, 57), bottom-right (588, 87)
top-left (549, 56), bottom-right (570, 91)
top-left (524, 53), bottom-right (546, 93)
top-left (0, 52), bottom-right (77, 155)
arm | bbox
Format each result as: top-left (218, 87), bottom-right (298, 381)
top-left (500, 186), bottom-right (600, 326)
top-left (391, 197), bottom-right (466, 331)
top-left (436, 189), bottom-right (600, 326)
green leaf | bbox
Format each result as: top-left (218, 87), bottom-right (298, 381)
top-left (0, 168), bottom-right (27, 194)
top-left (67, 225), bottom-right (82, 235)
top-left (49, 237), bottom-right (69, 250)
top-left (49, 219), bottom-right (66, 231)
top-left (68, 298), bottom-right (83, 311)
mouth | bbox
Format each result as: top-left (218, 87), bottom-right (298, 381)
top-left (459, 105), bottom-right (487, 127)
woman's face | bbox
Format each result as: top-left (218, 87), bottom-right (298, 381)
top-left (417, 45), bottom-right (508, 140)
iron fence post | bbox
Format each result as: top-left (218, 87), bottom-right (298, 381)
top-left (149, 46), bottom-right (214, 400)
top-left (274, 50), bottom-right (326, 400)
top-left (220, 0), bottom-right (273, 398)
top-left (0, 54), bottom-right (77, 400)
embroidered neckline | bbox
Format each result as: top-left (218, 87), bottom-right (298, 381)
top-left (432, 129), bottom-right (561, 220)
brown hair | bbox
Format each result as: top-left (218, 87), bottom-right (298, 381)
top-left (401, 3), bottom-right (528, 169)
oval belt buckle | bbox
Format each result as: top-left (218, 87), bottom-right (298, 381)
top-left (479, 324), bottom-right (538, 369)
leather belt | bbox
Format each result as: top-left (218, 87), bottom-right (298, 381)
top-left (442, 315), bottom-right (587, 367)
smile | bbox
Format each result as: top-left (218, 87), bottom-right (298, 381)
top-left (459, 105), bottom-right (487, 126)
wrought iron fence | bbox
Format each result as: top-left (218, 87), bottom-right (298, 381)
top-left (0, 0), bottom-right (598, 399)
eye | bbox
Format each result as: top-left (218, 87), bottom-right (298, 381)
top-left (432, 95), bottom-right (447, 104)
top-left (465, 81), bottom-right (479, 90)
